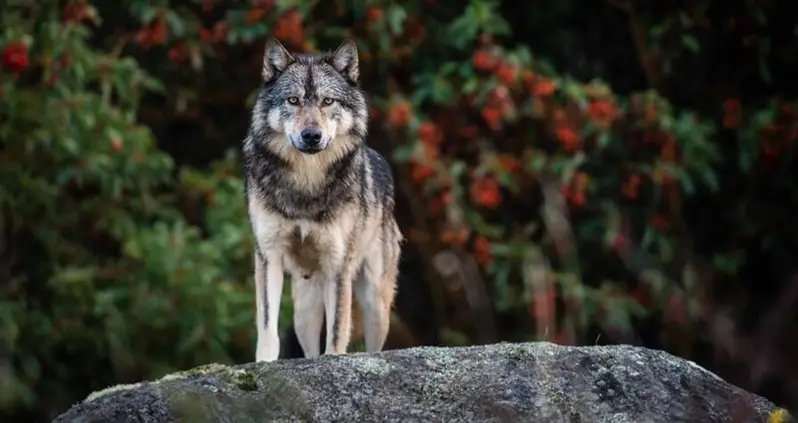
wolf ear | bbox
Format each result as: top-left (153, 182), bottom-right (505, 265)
top-left (331, 39), bottom-right (359, 83)
top-left (262, 38), bottom-right (294, 83)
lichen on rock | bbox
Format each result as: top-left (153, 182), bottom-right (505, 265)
top-left (83, 382), bottom-right (145, 403)
top-left (54, 342), bottom-right (794, 423)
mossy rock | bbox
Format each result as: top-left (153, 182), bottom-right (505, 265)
top-left (54, 342), bottom-right (794, 423)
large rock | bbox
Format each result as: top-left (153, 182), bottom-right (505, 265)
top-left (53, 342), bottom-right (792, 423)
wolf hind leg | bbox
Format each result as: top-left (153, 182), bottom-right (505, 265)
top-left (291, 272), bottom-right (324, 358)
top-left (355, 236), bottom-right (399, 353)
top-left (324, 260), bottom-right (355, 355)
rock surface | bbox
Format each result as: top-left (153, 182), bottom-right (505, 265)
top-left (53, 342), bottom-right (792, 423)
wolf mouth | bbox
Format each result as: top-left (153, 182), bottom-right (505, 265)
top-left (296, 145), bottom-right (323, 155)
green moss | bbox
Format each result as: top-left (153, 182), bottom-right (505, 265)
top-left (225, 368), bottom-right (258, 391)
top-left (162, 362), bottom-right (229, 381)
top-left (251, 368), bottom-right (313, 419)
top-left (84, 382), bottom-right (144, 403)
top-left (84, 363), bottom-right (250, 403)
top-left (164, 363), bottom-right (261, 392)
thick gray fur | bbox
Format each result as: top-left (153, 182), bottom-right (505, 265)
top-left (242, 39), bottom-right (402, 362)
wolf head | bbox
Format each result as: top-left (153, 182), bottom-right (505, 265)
top-left (251, 39), bottom-right (368, 157)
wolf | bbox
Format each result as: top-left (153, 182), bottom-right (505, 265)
top-left (241, 38), bottom-right (403, 362)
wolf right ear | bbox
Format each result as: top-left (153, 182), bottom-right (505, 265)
top-left (262, 38), bottom-right (295, 83)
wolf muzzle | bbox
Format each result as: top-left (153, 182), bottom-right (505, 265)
top-left (293, 127), bottom-right (327, 154)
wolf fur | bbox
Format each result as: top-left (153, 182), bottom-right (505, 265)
top-left (242, 38), bottom-right (403, 362)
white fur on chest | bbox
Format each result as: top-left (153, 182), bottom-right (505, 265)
top-left (248, 193), bottom-right (367, 276)
top-left (259, 131), bottom-right (361, 194)
top-left (297, 219), bottom-right (312, 243)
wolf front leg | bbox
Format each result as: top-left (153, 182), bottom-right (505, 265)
top-left (291, 272), bottom-right (324, 358)
top-left (254, 249), bottom-right (285, 362)
top-left (324, 261), bottom-right (357, 355)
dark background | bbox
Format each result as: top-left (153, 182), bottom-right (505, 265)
top-left (1, 0), bottom-right (797, 421)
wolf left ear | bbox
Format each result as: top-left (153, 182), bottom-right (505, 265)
top-left (331, 39), bottom-right (359, 83)
top-left (262, 38), bottom-right (295, 83)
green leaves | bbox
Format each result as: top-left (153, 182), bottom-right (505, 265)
top-left (411, 71), bottom-right (457, 105)
top-left (1, 3), bottom-right (258, 419)
top-left (446, 0), bottom-right (510, 48)
top-left (385, 5), bottom-right (407, 36)
top-left (680, 35), bottom-right (700, 54)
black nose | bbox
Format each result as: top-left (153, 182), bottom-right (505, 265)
top-left (300, 128), bottom-right (323, 146)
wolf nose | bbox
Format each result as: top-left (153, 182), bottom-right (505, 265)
top-left (300, 128), bottom-right (323, 146)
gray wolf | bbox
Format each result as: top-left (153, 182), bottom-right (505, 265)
top-left (241, 38), bottom-right (403, 362)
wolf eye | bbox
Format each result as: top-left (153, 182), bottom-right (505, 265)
top-left (287, 96), bottom-right (300, 105)
top-left (322, 97), bottom-right (335, 106)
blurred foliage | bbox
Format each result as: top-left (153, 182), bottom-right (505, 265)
top-left (0, 0), bottom-right (796, 421)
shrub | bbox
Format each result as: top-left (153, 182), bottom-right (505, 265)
top-left (0, 3), bottom-right (258, 419)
